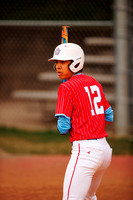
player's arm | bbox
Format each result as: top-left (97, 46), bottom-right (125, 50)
top-left (55, 84), bottom-right (73, 134)
top-left (105, 106), bottom-right (113, 124)
top-left (99, 84), bottom-right (114, 124)
top-left (55, 115), bottom-right (71, 134)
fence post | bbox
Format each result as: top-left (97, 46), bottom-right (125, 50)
top-left (114, 0), bottom-right (129, 136)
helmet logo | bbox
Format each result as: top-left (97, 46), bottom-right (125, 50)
top-left (55, 48), bottom-right (61, 55)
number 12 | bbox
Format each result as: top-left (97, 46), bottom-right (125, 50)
top-left (84, 85), bottom-right (104, 116)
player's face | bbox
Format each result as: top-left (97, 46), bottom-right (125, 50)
top-left (55, 60), bottom-right (74, 80)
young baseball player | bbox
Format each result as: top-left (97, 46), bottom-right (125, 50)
top-left (48, 43), bottom-right (113, 200)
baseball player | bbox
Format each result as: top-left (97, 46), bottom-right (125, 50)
top-left (48, 43), bottom-right (113, 200)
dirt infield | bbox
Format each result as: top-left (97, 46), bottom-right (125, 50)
top-left (0, 155), bottom-right (132, 200)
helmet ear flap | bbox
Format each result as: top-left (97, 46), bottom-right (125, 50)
top-left (74, 63), bottom-right (80, 68)
top-left (69, 57), bottom-right (84, 73)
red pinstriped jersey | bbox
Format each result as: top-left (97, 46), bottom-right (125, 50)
top-left (55, 74), bottom-right (110, 143)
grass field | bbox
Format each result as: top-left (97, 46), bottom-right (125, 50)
top-left (0, 126), bottom-right (132, 155)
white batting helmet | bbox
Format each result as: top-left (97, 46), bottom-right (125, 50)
top-left (48, 43), bottom-right (84, 73)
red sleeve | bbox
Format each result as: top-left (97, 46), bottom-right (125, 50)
top-left (102, 92), bottom-right (110, 111)
top-left (99, 83), bottom-right (110, 111)
top-left (55, 84), bottom-right (73, 118)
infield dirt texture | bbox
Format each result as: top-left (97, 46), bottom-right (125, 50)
top-left (0, 155), bottom-right (132, 200)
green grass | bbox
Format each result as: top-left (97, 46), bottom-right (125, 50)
top-left (106, 137), bottom-right (133, 155)
top-left (0, 126), bottom-right (132, 155)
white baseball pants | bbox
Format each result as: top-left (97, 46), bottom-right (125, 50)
top-left (62, 137), bottom-right (112, 200)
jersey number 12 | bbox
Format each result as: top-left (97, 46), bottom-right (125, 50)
top-left (84, 85), bottom-right (104, 116)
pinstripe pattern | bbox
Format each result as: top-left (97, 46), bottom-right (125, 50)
top-left (56, 74), bottom-right (110, 143)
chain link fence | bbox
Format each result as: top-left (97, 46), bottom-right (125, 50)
top-left (0, 0), bottom-right (132, 136)
top-left (0, 0), bottom-right (113, 20)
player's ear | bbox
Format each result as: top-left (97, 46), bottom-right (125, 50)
top-left (68, 60), bottom-right (73, 69)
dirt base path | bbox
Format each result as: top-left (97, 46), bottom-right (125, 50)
top-left (0, 155), bottom-right (132, 200)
